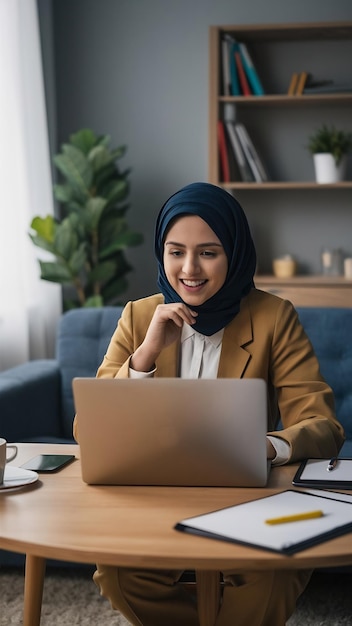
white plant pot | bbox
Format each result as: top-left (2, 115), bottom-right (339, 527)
top-left (313, 153), bottom-right (347, 184)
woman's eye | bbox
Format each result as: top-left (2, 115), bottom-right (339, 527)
top-left (170, 250), bottom-right (183, 256)
top-left (201, 250), bottom-right (216, 257)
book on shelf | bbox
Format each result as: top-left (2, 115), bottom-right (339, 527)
top-left (238, 42), bottom-right (265, 96)
top-left (295, 71), bottom-right (309, 95)
top-left (287, 72), bottom-right (299, 95)
top-left (234, 51), bottom-right (252, 96)
top-left (287, 71), bottom-right (313, 95)
top-left (224, 121), bottom-right (255, 182)
top-left (221, 37), bottom-right (231, 96)
top-left (221, 35), bottom-right (264, 97)
top-left (217, 120), bottom-right (231, 183)
top-left (305, 77), bottom-right (334, 89)
top-left (227, 36), bottom-right (241, 96)
top-left (234, 123), bottom-right (269, 183)
top-left (225, 130), bottom-right (242, 182)
top-left (303, 81), bottom-right (352, 94)
top-left (221, 35), bottom-right (241, 96)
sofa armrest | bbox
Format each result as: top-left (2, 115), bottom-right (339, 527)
top-left (0, 360), bottom-right (63, 441)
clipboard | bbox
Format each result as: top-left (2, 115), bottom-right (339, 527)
top-left (292, 458), bottom-right (352, 489)
top-left (175, 489), bottom-right (352, 555)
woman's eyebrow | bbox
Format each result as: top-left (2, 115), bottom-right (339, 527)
top-left (164, 241), bottom-right (223, 247)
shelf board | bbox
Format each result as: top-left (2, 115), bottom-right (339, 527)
top-left (255, 275), bottom-right (351, 285)
top-left (221, 181), bottom-right (352, 190)
top-left (218, 21), bottom-right (352, 42)
top-left (219, 94), bottom-right (352, 106)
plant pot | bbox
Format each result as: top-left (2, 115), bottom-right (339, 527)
top-left (313, 153), bottom-right (347, 184)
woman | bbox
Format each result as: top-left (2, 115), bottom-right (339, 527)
top-left (75, 182), bottom-right (344, 626)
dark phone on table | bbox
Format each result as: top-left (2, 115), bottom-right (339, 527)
top-left (21, 454), bottom-right (76, 473)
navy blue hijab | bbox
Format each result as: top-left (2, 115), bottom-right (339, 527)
top-left (154, 182), bottom-right (257, 336)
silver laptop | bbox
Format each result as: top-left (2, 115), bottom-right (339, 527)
top-left (73, 377), bottom-right (269, 487)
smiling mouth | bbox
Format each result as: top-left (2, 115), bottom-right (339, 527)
top-left (180, 279), bottom-right (207, 288)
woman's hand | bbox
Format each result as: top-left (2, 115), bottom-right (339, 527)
top-left (130, 303), bottom-right (198, 372)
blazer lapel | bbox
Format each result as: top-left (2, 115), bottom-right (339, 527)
top-left (217, 298), bottom-right (253, 378)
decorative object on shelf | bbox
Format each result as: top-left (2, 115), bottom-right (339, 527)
top-left (272, 255), bottom-right (297, 278)
top-left (307, 125), bottom-right (352, 183)
top-left (321, 248), bottom-right (343, 276)
top-left (29, 128), bottom-right (143, 310)
top-left (344, 258), bottom-right (352, 279)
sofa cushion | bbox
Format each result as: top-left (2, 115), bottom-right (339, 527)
top-left (57, 306), bottom-right (123, 439)
top-left (297, 307), bottom-right (352, 442)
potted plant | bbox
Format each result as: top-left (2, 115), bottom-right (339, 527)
top-left (307, 124), bottom-right (352, 183)
top-left (29, 128), bottom-right (143, 310)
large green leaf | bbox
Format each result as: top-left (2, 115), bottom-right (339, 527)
top-left (54, 219), bottom-right (79, 260)
top-left (86, 197), bottom-right (107, 230)
top-left (88, 145), bottom-right (127, 174)
top-left (89, 260), bottom-right (117, 284)
top-left (68, 243), bottom-right (87, 275)
top-left (54, 144), bottom-right (92, 198)
top-left (95, 134), bottom-right (110, 149)
top-left (39, 260), bottom-right (72, 284)
top-left (69, 129), bottom-right (98, 155)
top-left (53, 183), bottom-right (75, 204)
top-left (29, 233), bottom-right (56, 255)
top-left (88, 145), bottom-right (111, 173)
top-left (67, 211), bottom-right (87, 239)
top-left (104, 179), bottom-right (128, 205)
top-left (99, 214), bottom-right (127, 239)
top-left (99, 231), bottom-right (144, 259)
top-left (94, 163), bottom-right (120, 192)
top-left (30, 215), bottom-right (55, 243)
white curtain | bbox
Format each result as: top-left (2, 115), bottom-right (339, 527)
top-left (0, 0), bottom-right (61, 371)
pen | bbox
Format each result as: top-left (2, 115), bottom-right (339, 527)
top-left (327, 457), bottom-right (338, 472)
top-left (265, 510), bottom-right (324, 525)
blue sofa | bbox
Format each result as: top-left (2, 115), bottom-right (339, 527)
top-left (1, 305), bottom-right (350, 451)
top-left (0, 306), bottom-right (123, 445)
top-left (0, 305), bottom-right (351, 567)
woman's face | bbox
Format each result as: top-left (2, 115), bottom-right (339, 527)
top-left (163, 215), bottom-right (228, 306)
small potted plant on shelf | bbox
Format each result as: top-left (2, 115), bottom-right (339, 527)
top-left (307, 124), bottom-right (352, 184)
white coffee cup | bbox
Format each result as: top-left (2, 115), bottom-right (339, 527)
top-left (0, 438), bottom-right (18, 484)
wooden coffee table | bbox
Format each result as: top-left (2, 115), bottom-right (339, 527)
top-left (2, 443), bottom-right (352, 626)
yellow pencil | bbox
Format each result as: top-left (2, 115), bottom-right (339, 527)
top-left (265, 510), bottom-right (324, 525)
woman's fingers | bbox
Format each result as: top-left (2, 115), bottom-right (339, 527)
top-left (153, 303), bottom-right (198, 327)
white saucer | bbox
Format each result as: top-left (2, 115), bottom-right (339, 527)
top-left (0, 465), bottom-right (39, 490)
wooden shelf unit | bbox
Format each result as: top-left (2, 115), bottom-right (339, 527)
top-left (209, 21), bottom-right (352, 306)
top-left (255, 275), bottom-right (352, 307)
top-left (209, 21), bottom-right (352, 189)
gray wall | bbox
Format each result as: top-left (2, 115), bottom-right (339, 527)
top-left (39, 0), bottom-right (352, 302)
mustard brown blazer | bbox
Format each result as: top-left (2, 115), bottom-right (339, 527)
top-left (74, 289), bottom-right (344, 462)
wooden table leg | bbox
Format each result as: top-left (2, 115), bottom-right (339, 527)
top-left (196, 570), bottom-right (221, 626)
top-left (23, 554), bottom-right (46, 626)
